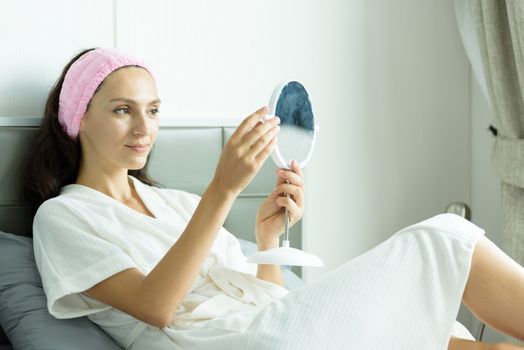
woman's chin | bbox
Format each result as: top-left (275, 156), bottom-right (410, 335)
top-left (126, 159), bottom-right (148, 171)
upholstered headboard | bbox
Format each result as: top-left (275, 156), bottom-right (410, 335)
top-left (0, 116), bottom-right (302, 256)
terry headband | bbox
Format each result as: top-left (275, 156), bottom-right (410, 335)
top-left (58, 48), bottom-right (154, 139)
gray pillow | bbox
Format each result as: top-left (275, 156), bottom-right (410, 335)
top-left (0, 231), bottom-right (122, 350)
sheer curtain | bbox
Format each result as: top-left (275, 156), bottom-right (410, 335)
top-left (456, 0), bottom-right (524, 345)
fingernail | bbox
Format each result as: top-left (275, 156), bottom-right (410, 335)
top-left (275, 116), bottom-right (281, 124)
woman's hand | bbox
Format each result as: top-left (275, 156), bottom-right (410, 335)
top-left (255, 160), bottom-right (305, 247)
top-left (212, 106), bottom-right (280, 197)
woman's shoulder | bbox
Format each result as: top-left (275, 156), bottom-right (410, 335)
top-left (35, 192), bottom-right (77, 217)
top-left (33, 185), bottom-right (106, 228)
top-left (38, 183), bottom-right (92, 207)
top-left (32, 195), bottom-right (91, 244)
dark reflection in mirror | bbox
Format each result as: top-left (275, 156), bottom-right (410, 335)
top-left (274, 81), bottom-right (314, 165)
top-left (275, 81), bottom-right (314, 132)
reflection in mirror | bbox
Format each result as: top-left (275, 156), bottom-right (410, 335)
top-left (271, 81), bottom-right (316, 170)
top-left (277, 127), bottom-right (314, 167)
top-left (276, 81), bottom-right (314, 132)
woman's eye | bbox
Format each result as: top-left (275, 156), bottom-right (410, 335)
top-left (149, 108), bottom-right (160, 116)
top-left (114, 107), bottom-right (130, 115)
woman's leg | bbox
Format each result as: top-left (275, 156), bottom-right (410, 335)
top-left (448, 337), bottom-right (524, 350)
top-left (462, 235), bottom-right (524, 342)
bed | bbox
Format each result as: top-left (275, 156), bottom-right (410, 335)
top-left (0, 117), bottom-right (474, 349)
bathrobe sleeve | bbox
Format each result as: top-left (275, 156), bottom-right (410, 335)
top-left (155, 187), bottom-right (258, 275)
top-left (33, 200), bottom-right (138, 319)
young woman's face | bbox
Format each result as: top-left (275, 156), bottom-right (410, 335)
top-left (78, 66), bottom-right (160, 173)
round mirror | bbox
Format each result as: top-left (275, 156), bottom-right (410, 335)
top-left (268, 81), bottom-right (319, 170)
top-left (247, 80), bottom-right (323, 267)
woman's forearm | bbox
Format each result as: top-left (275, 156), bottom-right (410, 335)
top-left (139, 179), bottom-right (237, 326)
top-left (255, 232), bottom-right (285, 287)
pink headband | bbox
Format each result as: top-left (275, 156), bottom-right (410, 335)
top-left (58, 48), bottom-right (154, 139)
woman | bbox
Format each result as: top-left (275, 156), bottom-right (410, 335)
top-left (22, 47), bottom-right (524, 350)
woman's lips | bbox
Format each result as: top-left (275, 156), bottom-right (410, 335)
top-left (126, 144), bottom-right (149, 152)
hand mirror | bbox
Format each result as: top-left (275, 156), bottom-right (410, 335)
top-left (247, 81), bottom-right (323, 267)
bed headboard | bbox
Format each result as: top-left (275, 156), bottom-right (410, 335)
top-left (0, 117), bottom-right (302, 248)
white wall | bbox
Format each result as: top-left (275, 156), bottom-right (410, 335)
top-left (0, 0), bottom-right (114, 116)
top-left (2, 0), bottom-right (490, 338)
top-left (303, 0), bottom-right (472, 280)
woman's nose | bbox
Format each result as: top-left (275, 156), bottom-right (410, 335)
top-left (132, 112), bottom-right (154, 136)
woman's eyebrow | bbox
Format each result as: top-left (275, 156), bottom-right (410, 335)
top-left (109, 97), bottom-right (162, 104)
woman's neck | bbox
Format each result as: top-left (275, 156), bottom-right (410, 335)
top-left (75, 168), bottom-right (134, 204)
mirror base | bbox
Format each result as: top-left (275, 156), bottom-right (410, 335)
top-left (246, 246), bottom-right (324, 267)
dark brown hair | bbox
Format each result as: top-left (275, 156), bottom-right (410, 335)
top-left (21, 48), bottom-right (159, 217)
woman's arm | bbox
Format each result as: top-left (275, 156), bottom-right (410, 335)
top-left (86, 180), bottom-right (237, 327)
top-left (86, 107), bottom-right (281, 328)
top-left (255, 227), bottom-right (285, 287)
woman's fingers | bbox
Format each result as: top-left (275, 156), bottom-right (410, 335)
top-left (271, 182), bottom-right (304, 207)
top-left (213, 107), bottom-right (283, 195)
top-left (250, 124), bottom-right (280, 160)
top-left (275, 196), bottom-right (303, 224)
top-left (232, 106), bottom-right (277, 145)
top-left (243, 116), bottom-right (280, 152)
top-left (232, 106), bottom-right (269, 141)
top-left (290, 159), bottom-right (304, 179)
top-left (230, 106), bottom-right (281, 161)
top-left (271, 161), bottom-right (305, 208)
top-left (276, 162), bottom-right (305, 189)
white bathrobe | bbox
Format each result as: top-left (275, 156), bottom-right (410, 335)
top-left (33, 175), bottom-right (485, 349)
